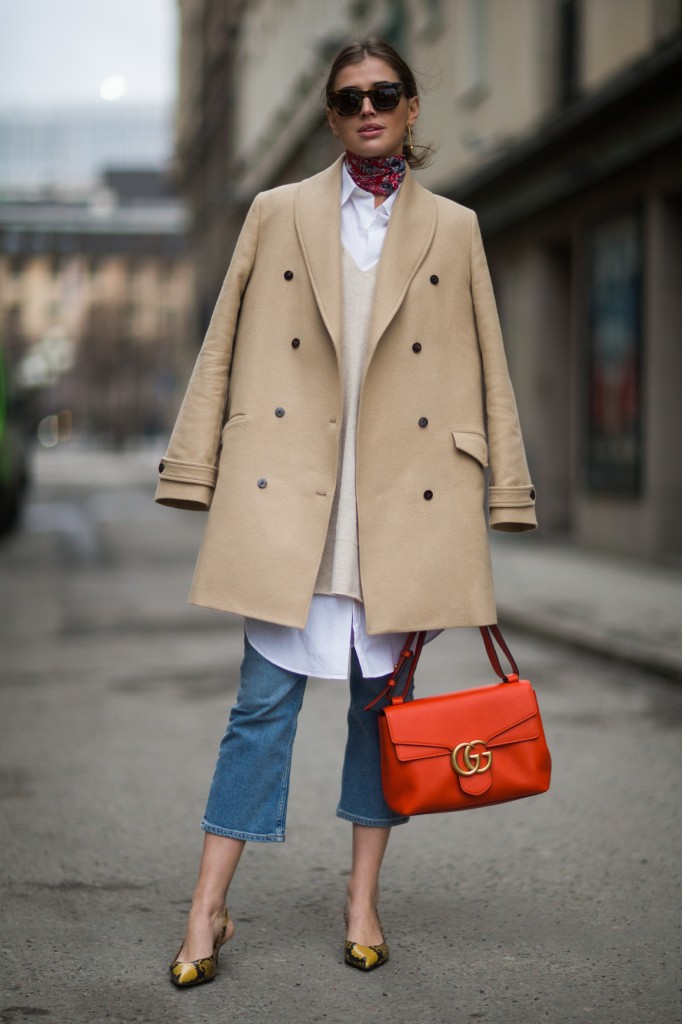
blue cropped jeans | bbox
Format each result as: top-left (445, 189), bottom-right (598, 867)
top-left (201, 634), bottom-right (414, 842)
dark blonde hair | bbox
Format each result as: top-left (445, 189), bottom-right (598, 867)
top-left (324, 39), bottom-right (432, 169)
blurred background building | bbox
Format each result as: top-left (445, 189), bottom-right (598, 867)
top-left (0, 168), bottom-right (193, 444)
top-left (0, 0), bottom-right (193, 471)
top-left (176, 0), bottom-right (682, 563)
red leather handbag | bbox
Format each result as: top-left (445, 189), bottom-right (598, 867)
top-left (368, 626), bottom-right (551, 815)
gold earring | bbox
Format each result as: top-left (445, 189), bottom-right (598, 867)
top-left (407, 122), bottom-right (414, 152)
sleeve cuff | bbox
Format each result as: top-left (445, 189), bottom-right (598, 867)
top-left (155, 478), bottom-right (214, 511)
top-left (158, 457), bottom-right (217, 488)
top-left (489, 484), bottom-right (536, 507)
top-left (488, 484), bottom-right (537, 532)
top-left (489, 504), bottom-right (537, 533)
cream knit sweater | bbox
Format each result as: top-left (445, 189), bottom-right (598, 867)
top-left (314, 247), bottom-right (378, 600)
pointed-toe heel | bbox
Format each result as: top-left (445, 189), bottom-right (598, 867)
top-left (169, 908), bottom-right (230, 988)
top-left (343, 906), bottom-right (389, 972)
top-left (344, 939), bottom-right (389, 971)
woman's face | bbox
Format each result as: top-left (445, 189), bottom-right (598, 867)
top-left (326, 56), bottom-right (419, 160)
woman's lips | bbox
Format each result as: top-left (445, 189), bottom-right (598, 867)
top-left (358, 125), bottom-right (384, 137)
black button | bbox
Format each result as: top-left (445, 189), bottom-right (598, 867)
top-left (291, 337), bottom-right (300, 348)
top-left (257, 478), bottom-right (268, 489)
top-left (412, 342), bottom-right (422, 353)
top-left (530, 488), bottom-right (536, 500)
top-left (158, 462), bottom-right (165, 473)
top-left (275, 407), bottom-right (285, 417)
top-left (284, 270), bottom-right (294, 280)
top-left (423, 490), bottom-right (433, 500)
top-left (430, 274), bottom-right (439, 285)
top-left (418, 417), bottom-right (428, 428)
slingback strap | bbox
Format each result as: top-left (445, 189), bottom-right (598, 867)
top-left (479, 624), bottom-right (519, 682)
top-left (363, 631), bottom-right (426, 710)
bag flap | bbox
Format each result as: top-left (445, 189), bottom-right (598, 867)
top-left (382, 680), bottom-right (539, 763)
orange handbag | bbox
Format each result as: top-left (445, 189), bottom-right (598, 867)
top-left (369, 626), bottom-right (551, 815)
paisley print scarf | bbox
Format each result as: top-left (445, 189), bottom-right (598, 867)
top-left (345, 150), bottom-right (406, 197)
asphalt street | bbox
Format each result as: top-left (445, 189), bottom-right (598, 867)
top-left (0, 445), bottom-right (680, 1024)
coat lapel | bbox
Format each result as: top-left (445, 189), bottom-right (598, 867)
top-left (294, 156), bottom-right (344, 361)
top-left (366, 167), bottom-right (438, 367)
top-left (294, 157), bottom-right (438, 368)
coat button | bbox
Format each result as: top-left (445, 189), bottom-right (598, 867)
top-left (430, 274), bottom-right (439, 285)
top-left (530, 488), bottom-right (536, 500)
top-left (158, 462), bottom-right (165, 473)
top-left (257, 478), bottom-right (268, 489)
top-left (418, 417), bottom-right (428, 428)
top-left (423, 490), bottom-right (433, 500)
top-left (275, 407), bottom-right (285, 417)
top-left (284, 270), bottom-right (294, 280)
top-left (412, 342), bottom-right (422, 353)
top-left (291, 337), bottom-right (300, 348)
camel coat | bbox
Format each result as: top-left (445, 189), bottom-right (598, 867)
top-left (155, 156), bottom-right (537, 634)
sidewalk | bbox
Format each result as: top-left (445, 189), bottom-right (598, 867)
top-left (491, 532), bottom-right (682, 681)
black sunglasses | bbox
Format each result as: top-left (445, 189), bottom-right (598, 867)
top-left (327, 81), bottom-right (405, 116)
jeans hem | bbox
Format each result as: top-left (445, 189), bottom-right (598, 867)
top-left (201, 818), bottom-right (285, 843)
top-left (335, 807), bottom-right (409, 827)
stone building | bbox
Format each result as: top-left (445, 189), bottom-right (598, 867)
top-left (0, 170), bottom-right (195, 442)
top-left (175, 0), bottom-right (682, 561)
top-left (425, 1), bottom-right (682, 560)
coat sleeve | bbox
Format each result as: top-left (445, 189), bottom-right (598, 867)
top-left (470, 212), bottom-right (537, 532)
top-left (155, 194), bottom-right (262, 510)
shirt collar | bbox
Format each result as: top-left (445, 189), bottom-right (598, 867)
top-left (341, 160), bottom-right (399, 217)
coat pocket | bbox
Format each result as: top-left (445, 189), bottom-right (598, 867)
top-left (220, 412), bottom-right (247, 443)
top-left (222, 412), bottom-right (247, 431)
top-left (452, 431), bottom-right (489, 468)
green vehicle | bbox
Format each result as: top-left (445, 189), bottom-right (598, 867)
top-left (0, 348), bottom-right (29, 536)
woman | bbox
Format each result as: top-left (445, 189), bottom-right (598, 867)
top-left (157, 39), bottom-right (536, 986)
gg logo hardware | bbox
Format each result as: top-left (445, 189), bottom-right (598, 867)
top-left (451, 740), bottom-right (493, 777)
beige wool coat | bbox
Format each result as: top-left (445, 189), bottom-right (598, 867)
top-left (155, 156), bottom-right (537, 634)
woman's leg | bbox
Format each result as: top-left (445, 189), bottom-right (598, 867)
top-left (337, 648), bottom-right (416, 945)
top-left (176, 635), bottom-right (307, 961)
top-left (202, 637), bottom-right (307, 843)
top-left (176, 834), bottom-right (243, 961)
top-left (346, 824), bottom-right (391, 945)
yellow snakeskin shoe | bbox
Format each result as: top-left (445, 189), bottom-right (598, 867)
top-left (344, 907), bottom-right (389, 972)
top-left (169, 908), bottom-right (231, 988)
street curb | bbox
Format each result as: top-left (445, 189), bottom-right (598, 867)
top-left (497, 603), bottom-right (682, 683)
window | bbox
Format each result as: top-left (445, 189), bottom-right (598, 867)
top-left (456, 0), bottom-right (489, 106)
top-left (557, 0), bottom-right (580, 107)
top-left (586, 210), bottom-right (643, 496)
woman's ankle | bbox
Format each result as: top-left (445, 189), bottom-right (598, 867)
top-left (189, 893), bottom-right (228, 916)
top-left (346, 881), bottom-right (379, 909)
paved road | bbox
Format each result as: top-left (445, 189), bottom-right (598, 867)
top-left (1, 446), bottom-right (680, 1024)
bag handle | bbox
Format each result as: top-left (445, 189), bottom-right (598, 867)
top-left (363, 624), bottom-right (519, 711)
top-left (479, 624), bottom-right (519, 681)
top-left (363, 630), bottom-right (426, 710)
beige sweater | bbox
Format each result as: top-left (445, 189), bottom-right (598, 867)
top-left (314, 248), bottom-right (378, 600)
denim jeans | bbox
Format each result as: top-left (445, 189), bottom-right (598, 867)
top-left (201, 634), bottom-right (414, 841)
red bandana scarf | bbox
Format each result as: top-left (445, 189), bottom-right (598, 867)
top-left (345, 150), bottom-right (406, 197)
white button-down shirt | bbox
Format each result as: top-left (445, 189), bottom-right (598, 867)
top-left (245, 161), bottom-right (429, 680)
top-left (339, 160), bottom-right (399, 270)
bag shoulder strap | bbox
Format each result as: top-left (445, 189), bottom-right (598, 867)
top-left (479, 624), bottom-right (519, 681)
top-left (363, 630), bottom-right (425, 711)
top-left (364, 624), bottom-right (519, 712)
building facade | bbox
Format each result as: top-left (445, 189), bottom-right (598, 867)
top-left (175, 0), bottom-right (682, 561)
top-left (0, 170), bottom-right (195, 443)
